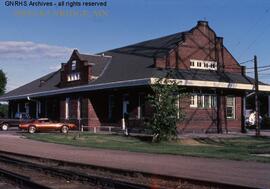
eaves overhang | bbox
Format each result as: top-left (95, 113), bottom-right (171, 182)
top-left (150, 78), bottom-right (270, 92)
top-left (0, 78), bottom-right (151, 101)
top-left (1, 78), bottom-right (270, 101)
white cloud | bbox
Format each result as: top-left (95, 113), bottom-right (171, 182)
top-left (0, 41), bottom-right (73, 60)
top-left (49, 64), bottom-right (61, 70)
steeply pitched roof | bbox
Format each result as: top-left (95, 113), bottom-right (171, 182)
top-left (110, 31), bottom-right (185, 58)
top-left (72, 50), bottom-right (112, 77)
top-left (0, 25), bottom-right (268, 101)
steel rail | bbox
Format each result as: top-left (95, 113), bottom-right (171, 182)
top-left (0, 155), bottom-right (154, 189)
top-left (0, 167), bottom-right (52, 189)
top-left (0, 150), bottom-right (259, 189)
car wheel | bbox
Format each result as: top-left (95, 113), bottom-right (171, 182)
top-left (61, 125), bottom-right (69, 134)
top-left (28, 125), bottom-right (36, 134)
top-left (1, 123), bottom-right (9, 131)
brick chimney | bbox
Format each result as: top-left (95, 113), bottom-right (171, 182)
top-left (241, 66), bottom-right (246, 76)
top-left (197, 20), bottom-right (208, 26)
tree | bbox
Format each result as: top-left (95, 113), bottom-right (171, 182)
top-left (147, 72), bottom-right (186, 142)
top-left (0, 103), bottom-right (8, 118)
top-left (0, 69), bottom-right (7, 95)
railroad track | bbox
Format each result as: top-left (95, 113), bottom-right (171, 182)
top-left (0, 150), bottom-right (259, 189)
top-left (0, 167), bottom-right (51, 189)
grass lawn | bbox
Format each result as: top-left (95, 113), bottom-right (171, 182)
top-left (24, 132), bottom-right (270, 163)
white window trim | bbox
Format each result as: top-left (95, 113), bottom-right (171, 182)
top-left (67, 73), bottom-right (80, 82)
top-left (226, 96), bottom-right (236, 119)
top-left (72, 60), bottom-right (76, 71)
top-left (190, 94), bottom-right (197, 108)
top-left (197, 94), bottom-right (204, 108)
top-left (190, 59), bottom-right (217, 71)
top-left (190, 94), bottom-right (217, 109)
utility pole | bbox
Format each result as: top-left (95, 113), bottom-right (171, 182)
top-left (254, 55), bottom-right (260, 136)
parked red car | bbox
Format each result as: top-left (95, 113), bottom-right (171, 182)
top-left (19, 118), bottom-right (77, 134)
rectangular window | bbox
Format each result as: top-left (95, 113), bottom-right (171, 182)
top-left (189, 59), bottom-right (217, 71)
top-left (72, 60), bottom-right (76, 71)
top-left (204, 95), bottom-right (210, 108)
top-left (190, 94), bottom-right (197, 107)
top-left (67, 73), bottom-right (80, 82)
top-left (190, 94), bottom-right (217, 109)
top-left (197, 94), bottom-right (204, 108)
top-left (226, 96), bottom-right (235, 119)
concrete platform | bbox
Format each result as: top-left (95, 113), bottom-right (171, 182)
top-left (0, 132), bottom-right (269, 188)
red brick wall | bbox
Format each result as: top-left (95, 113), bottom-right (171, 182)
top-left (60, 51), bottom-right (92, 88)
top-left (88, 98), bottom-right (101, 128)
top-left (177, 92), bottom-right (243, 133)
top-left (155, 21), bottom-right (242, 73)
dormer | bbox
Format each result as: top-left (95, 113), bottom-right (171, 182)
top-left (60, 49), bottom-right (111, 88)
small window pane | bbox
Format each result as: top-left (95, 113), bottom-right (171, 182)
top-left (197, 95), bottom-right (203, 108)
top-left (211, 95), bottom-right (217, 108)
top-left (226, 96), bottom-right (235, 119)
top-left (226, 107), bottom-right (233, 118)
top-left (72, 60), bottom-right (76, 71)
top-left (191, 95), bottom-right (195, 105)
top-left (204, 95), bottom-right (210, 108)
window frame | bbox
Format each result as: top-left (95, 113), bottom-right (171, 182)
top-left (190, 59), bottom-right (217, 71)
top-left (71, 60), bottom-right (77, 71)
top-left (190, 94), bottom-right (217, 109)
top-left (67, 72), bottom-right (80, 82)
top-left (226, 96), bottom-right (236, 119)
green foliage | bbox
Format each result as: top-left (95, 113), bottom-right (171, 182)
top-left (0, 103), bottom-right (8, 118)
top-left (147, 73), bottom-right (186, 142)
top-left (0, 70), bottom-right (7, 95)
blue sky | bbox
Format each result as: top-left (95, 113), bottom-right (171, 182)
top-left (0, 0), bottom-right (270, 91)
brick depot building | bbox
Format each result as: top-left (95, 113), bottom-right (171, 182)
top-left (1, 21), bottom-right (270, 133)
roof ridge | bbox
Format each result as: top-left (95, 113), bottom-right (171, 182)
top-left (101, 29), bottom-right (191, 58)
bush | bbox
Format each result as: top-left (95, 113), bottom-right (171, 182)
top-left (147, 72), bottom-right (186, 142)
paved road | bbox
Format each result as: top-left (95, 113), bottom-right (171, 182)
top-left (0, 132), bottom-right (269, 188)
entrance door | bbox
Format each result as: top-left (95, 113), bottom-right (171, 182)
top-left (122, 95), bottom-right (129, 130)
